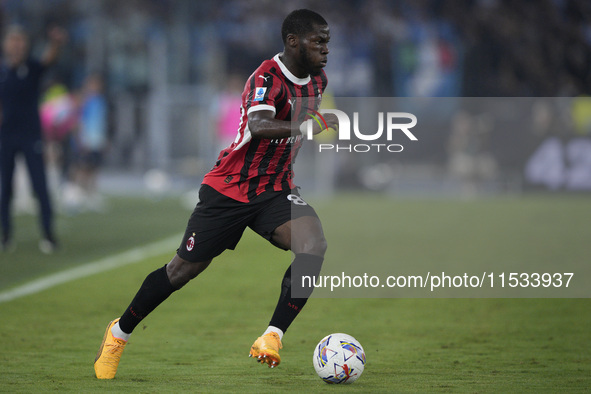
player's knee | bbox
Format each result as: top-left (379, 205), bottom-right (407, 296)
top-left (301, 234), bottom-right (327, 257)
top-left (169, 265), bottom-right (199, 289)
top-left (167, 256), bottom-right (211, 289)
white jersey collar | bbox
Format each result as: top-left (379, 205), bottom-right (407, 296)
top-left (273, 53), bottom-right (311, 86)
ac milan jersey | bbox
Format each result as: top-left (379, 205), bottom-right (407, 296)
top-left (202, 54), bottom-right (327, 202)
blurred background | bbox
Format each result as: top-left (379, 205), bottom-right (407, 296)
top-left (2, 3), bottom-right (590, 390)
top-left (2, 0), bottom-right (591, 213)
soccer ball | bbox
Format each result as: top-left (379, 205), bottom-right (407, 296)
top-left (313, 333), bottom-right (366, 384)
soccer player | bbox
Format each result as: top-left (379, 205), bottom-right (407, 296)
top-left (0, 25), bottom-right (66, 253)
top-left (94, 9), bottom-right (337, 379)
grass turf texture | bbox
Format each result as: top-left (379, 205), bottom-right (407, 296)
top-left (0, 196), bottom-right (189, 290)
top-left (0, 194), bottom-right (589, 392)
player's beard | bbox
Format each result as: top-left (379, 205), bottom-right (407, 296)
top-left (300, 46), bottom-right (322, 76)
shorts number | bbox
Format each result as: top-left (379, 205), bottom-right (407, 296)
top-left (287, 194), bottom-right (308, 206)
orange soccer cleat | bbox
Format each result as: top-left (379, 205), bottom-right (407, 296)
top-left (249, 332), bottom-right (283, 368)
top-left (94, 318), bottom-right (127, 379)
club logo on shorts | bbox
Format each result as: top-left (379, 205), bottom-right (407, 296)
top-left (186, 235), bottom-right (195, 251)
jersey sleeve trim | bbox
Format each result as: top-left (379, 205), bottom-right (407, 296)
top-left (247, 104), bottom-right (276, 116)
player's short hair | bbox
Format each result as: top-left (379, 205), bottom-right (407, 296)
top-left (281, 9), bottom-right (328, 43)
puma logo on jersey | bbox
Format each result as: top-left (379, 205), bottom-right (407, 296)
top-left (258, 75), bottom-right (270, 81)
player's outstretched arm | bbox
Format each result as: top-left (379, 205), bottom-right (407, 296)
top-left (249, 110), bottom-right (338, 139)
top-left (249, 110), bottom-right (301, 139)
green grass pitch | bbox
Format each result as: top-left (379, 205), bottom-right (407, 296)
top-left (0, 194), bottom-right (589, 392)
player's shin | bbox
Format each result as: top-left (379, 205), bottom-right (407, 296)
top-left (118, 265), bottom-right (177, 334)
top-left (268, 253), bottom-right (324, 333)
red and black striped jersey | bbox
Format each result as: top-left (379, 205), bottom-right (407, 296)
top-left (202, 54), bottom-right (327, 202)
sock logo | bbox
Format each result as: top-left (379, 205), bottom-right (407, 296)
top-left (186, 234), bottom-right (195, 251)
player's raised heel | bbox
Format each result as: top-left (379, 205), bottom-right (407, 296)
top-left (249, 332), bottom-right (283, 368)
top-left (94, 318), bottom-right (127, 379)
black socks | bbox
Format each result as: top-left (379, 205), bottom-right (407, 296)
top-left (119, 265), bottom-right (177, 334)
top-left (117, 254), bottom-right (323, 335)
top-left (269, 253), bottom-right (324, 333)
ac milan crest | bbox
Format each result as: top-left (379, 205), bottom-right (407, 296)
top-left (186, 235), bottom-right (195, 251)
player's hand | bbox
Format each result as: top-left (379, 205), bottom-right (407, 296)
top-left (311, 113), bottom-right (339, 135)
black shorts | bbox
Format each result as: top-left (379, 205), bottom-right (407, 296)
top-left (177, 184), bottom-right (318, 262)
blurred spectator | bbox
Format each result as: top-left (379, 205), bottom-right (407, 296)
top-left (40, 81), bottom-right (78, 142)
top-left (40, 80), bottom-right (78, 196)
top-left (0, 24), bottom-right (66, 253)
top-left (214, 73), bottom-right (244, 151)
top-left (64, 73), bottom-right (108, 212)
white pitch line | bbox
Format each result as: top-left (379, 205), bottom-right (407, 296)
top-left (0, 233), bottom-right (182, 304)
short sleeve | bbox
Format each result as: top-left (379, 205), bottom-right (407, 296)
top-left (246, 72), bottom-right (282, 116)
